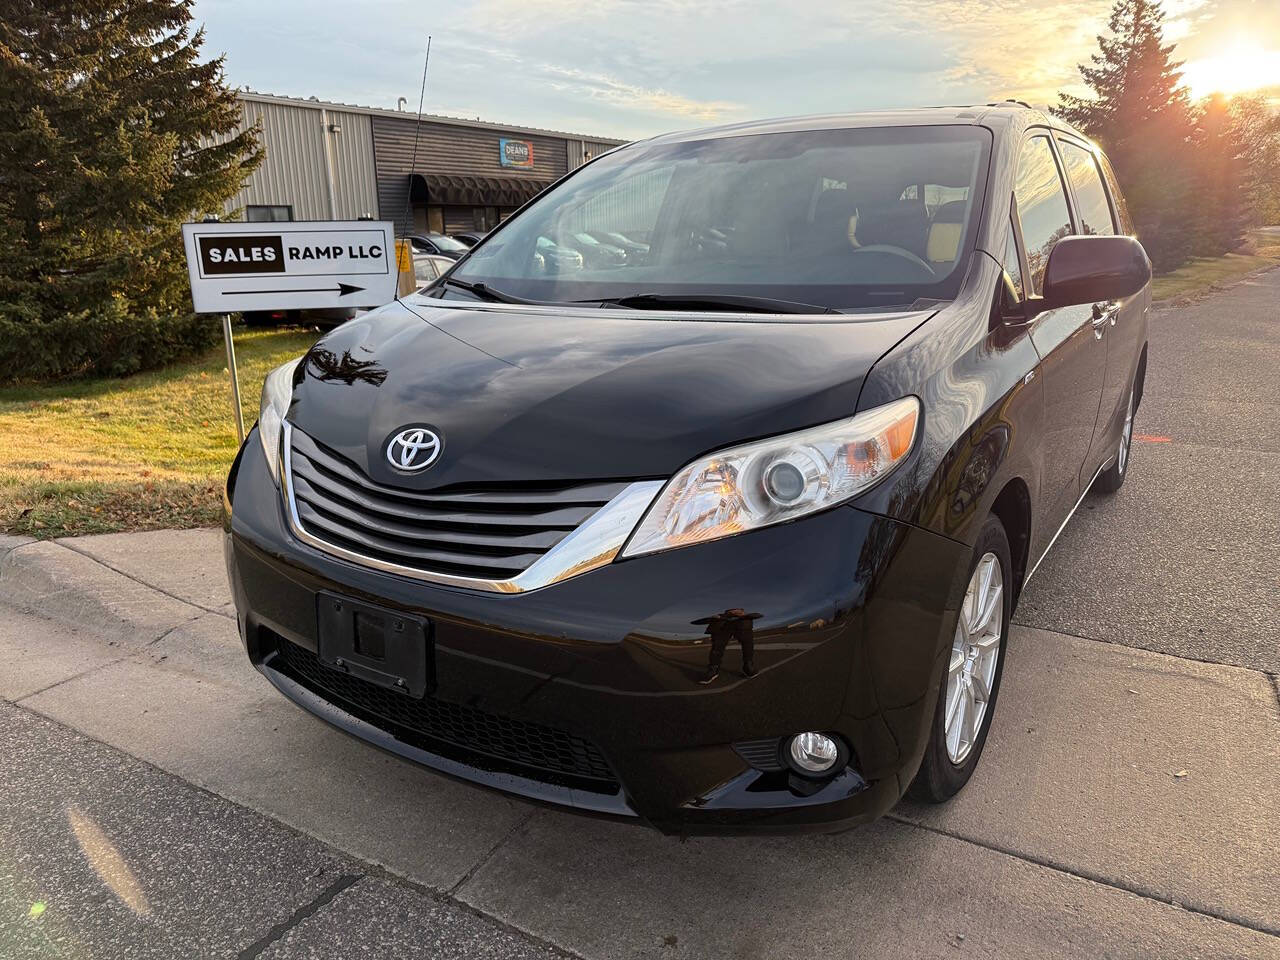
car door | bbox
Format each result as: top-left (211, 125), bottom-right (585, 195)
top-left (1057, 135), bottom-right (1144, 479)
top-left (1014, 133), bottom-right (1106, 546)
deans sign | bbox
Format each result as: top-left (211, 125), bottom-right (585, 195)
top-left (181, 220), bottom-right (398, 314)
top-left (499, 138), bottom-right (534, 168)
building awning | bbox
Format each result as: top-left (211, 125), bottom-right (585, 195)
top-left (409, 173), bottom-right (552, 207)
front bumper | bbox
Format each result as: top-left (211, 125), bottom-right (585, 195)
top-left (225, 430), bottom-right (969, 834)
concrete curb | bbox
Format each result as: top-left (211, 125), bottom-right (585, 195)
top-left (0, 537), bottom-right (209, 649)
top-left (0, 533), bottom-right (33, 563)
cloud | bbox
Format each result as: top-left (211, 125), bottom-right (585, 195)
top-left (421, 32), bottom-right (743, 123)
top-left (536, 64), bottom-right (742, 120)
top-left (193, 0), bottom-right (1278, 139)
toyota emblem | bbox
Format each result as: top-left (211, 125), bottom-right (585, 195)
top-left (386, 426), bottom-right (442, 471)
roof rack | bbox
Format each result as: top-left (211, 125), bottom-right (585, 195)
top-left (986, 99), bottom-right (1033, 109)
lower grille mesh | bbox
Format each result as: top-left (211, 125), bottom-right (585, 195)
top-left (269, 637), bottom-right (618, 792)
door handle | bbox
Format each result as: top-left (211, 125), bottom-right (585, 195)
top-left (1091, 301), bottom-right (1120, 323)
top-left (1091, 301), bottom-right (1119, 338)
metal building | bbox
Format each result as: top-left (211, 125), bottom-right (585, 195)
top-left (222, 92), bottom-right (625, 231)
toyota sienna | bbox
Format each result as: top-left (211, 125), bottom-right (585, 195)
top-left (223, 104), bottom-right (1151, 833)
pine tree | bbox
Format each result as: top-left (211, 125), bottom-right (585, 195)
top-left (1054, 0), bottom-right (1197, 272)
top-left (1226, 94), bottom-right (1280, 228)
top-left (1190, 94), bottom-right (1249, 257)
top-left (0, 0), bottom-right (261, 381)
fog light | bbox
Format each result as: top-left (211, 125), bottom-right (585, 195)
top-left (786, 732), bottom-right (840, 775)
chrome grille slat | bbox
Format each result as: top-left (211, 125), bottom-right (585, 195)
top-left (292, 474), bottom-right (581, 546)
top-left (293, 480), bottom-right (560, 554)
top-left (292, 452), bottom-right (607, 528)
top-left (295, 502), bottom-right (544, 576)
top-left (292, 431), bottom-right (622, 510)
top-left (284, 424), bottom-right (635, 584)
top-left (401, 482), bottom-right (630, 506)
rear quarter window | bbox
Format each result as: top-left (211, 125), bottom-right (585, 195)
top-left (1058, 139), bottom-right (1116, 236)
top-left (1095, 151), bottom-right (1135, 235)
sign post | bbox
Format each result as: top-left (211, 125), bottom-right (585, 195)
top-left (181, 220), bottom-right (398, 442)
top-left (221, 313), bottom-right (245, 443)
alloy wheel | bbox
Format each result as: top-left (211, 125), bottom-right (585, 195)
top-left (945, 552), bottom-right (1004, 764)
top-left (1117, 386), bottom-right (1135, 475)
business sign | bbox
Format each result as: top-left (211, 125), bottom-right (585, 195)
top-left (500, 138), bottom-right (534, 168)
top-left (181, 220), bottom-right (398, 314)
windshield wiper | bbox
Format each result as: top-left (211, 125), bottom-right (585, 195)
top-left (438, 282), bottom-right (840, 314)
top-left (592, 293), bottom-right (839, 315)
top-left (440, 277), bottom-right (531, 304)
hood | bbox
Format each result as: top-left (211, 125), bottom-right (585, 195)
top-left (287, 299), bottom-right (934, 489)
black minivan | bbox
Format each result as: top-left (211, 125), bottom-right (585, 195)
top-left (224, 104), bottom-right (1150, 833)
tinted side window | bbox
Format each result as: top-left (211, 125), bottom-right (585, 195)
top-left (1058, 140), bottom-right (1115, 236)
top-left (1096, 151), bottom-right (1135, 235)
top-left (1014, 136), bottom-right (1072, 295)
top-left (1003, 220), bottom-right (1025, 301)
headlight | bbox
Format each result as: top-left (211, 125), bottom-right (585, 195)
top-left (258, 357), bottom-right (302, 484)
top-left (621, 397), bottom-right (920, 558)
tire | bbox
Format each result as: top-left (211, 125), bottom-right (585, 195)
top-left (1093, 380), bottom-right (1136, 494)
top-left (908, 515), bottom-right (1012, 803)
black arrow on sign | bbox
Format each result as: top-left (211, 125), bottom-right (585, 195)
top-left (224, 283), bottom-right (365, 297)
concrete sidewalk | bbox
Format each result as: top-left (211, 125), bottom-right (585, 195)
top-left (1, 528), bottom-right (1277, 959)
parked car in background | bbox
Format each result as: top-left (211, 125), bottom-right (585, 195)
top-left (413, 253), bottom-right (456, 288)
top-left (409, 233), bottom-right (469, 260)
top-left (563, 231), bottom-right (626, 267)
top-left (533, 236), bottom-right (585, 274)
top-left (241, 306), bottom-right (356, 330)
top-left (587, 229), bottom-right (649, 259)
top-left (451, 231), bottom-right (488, 248)
top-left (230, 104), bottom-right (1150, 834)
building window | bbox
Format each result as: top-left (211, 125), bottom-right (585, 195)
top-left (246, 204), bottom-right (293, 222)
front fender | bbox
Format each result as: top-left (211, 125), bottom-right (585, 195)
top-left (852, 255), bottom-right (1044, 550)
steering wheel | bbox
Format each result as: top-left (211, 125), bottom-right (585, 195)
top-left (853, 244), bottom-right (936, 276)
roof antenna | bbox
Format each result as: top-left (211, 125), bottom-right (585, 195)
top-left (396, 36), bottom-right (432, 299)
top-left (388, 36), bottom-right (515, 365)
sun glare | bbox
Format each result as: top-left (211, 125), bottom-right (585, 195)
top-left (1182, 41), bottom-right (1280, 99)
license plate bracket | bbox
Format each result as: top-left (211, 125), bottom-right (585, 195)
top-left (316, 592), bottom-right (431, 698)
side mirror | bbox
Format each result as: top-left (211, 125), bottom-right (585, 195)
top-left (1035, 235), bottom-right (1151, 315)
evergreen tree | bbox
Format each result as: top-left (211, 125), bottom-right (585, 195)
top-left (0, 0), bottom-right (261, 381)
top-left (1189, 94), bottom-right (1249, 257)
top-left (1055, 0), bottom-right (1197, 272)
top-left (1226, 94), bottom-right (1280, 228)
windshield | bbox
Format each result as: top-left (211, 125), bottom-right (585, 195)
top-left (449, 125), bottom-right (991, 312)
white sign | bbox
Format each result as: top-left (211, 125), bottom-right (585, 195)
top-left (181, 220), bottom-right (398, 314)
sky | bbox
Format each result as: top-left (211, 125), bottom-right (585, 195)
top-left (192, 0), bottom-right (1280, 140)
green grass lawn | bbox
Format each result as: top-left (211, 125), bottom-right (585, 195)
top-left (0, 328), bottom-right (318, 538)
top-left (1151, 240), bottom-right (1280, 302)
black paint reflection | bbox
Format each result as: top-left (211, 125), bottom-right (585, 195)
top-left (693, 609), bottom-right (761, 684)
top-left (306, 347), bottom-right (388, 387)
